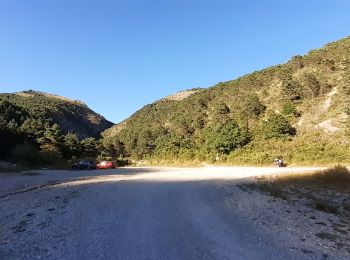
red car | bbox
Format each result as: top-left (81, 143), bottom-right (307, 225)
top-left (96, 161), bottom-right (116, 169)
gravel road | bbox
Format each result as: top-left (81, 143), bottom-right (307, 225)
top-left (0, 167), bottom-right (334, 259)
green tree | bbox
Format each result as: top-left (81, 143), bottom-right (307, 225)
top-left (134, 130), bottom-right (157, 158)
top-left (235, 93), bottom-right (266, 122)
top-left (101, 135), bottom-right (125, 159)
top-left (211, 101), bottom-right (230, 125)
top-left (155, 133), bottom-right (182, 157)
top-left (302, 74), bottom-right (320, 98)
top-left (20, 118), bottom-right (47, 142)
top-left (0, 126), bottom-right (24, 159)
top-left (6, 119), bottom-right (19, 132)
top-left (205, 121), bottom-right (251, 154)
top-left (281, 79), bottom-right (303, 101)
top-left (11, 142), bottom-right (41, 167)
top-left (81, 137), bottom-right (98, 158)
top-left (63, 132), bottom-right (81, 159)
top-left (37, 124), bottom-right (63, 155)
top-left (262, 114), bottom-right (296, 139)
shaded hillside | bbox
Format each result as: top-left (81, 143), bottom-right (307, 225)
top-left (0, 90), bottom-right (113, 163)
top-left (0, 90), bottom-right (113, 138)
top-left (103, 36), bottom-right (350, 165)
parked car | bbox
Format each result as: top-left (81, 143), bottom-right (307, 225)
top-left (72, 160), bottom-right (96, 170)
top-left (96, 161), bottom-right (116, 169)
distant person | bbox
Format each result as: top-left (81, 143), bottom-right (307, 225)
top-left (274, 158), bottom-right (284, 167)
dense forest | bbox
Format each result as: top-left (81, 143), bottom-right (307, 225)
top-left (102, 36), bottom-right (350, 165)
top-left (1, 36), bottom-right (350, 167)
top-left (0, 91), bottom-right (113, 166)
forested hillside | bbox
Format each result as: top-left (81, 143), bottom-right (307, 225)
top-left (0, 90), bottom-right (113, 163)
top-left (103, 36), bottom-right (350, 165)
top-left (0, 90), bottom-right (113, 138)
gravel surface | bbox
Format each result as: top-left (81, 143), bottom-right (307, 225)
top-left (1, 166), bottom-right (342, 260)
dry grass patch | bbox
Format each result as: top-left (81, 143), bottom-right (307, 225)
top-left (313, 199), bottom-right (339, 214)
top-left (259, 165), bottom-right (350, 192)
top-left (244, 165), bottom-right (350, 214)
top-left (237, 165), bottom-right (350, 257)
top-left (316, 232), bottom-right (338, 241)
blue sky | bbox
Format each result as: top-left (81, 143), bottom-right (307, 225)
top-left (1, 0), bottom-right (350, 123)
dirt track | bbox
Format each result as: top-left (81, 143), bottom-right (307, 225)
top-left (2, 166), bottom-right (346, 260)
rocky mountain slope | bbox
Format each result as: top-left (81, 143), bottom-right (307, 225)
top-left (103, 36), bottom-right (350, 164)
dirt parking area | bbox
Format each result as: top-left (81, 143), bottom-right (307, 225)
top-left (1, 166), bottom-right (348, 260)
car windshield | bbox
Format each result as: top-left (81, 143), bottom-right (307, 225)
top-left (80, 161), bottom-right (91, 164)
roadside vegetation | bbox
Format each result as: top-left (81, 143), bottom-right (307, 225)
top-left (244, 165), bottom-right (350, 218)
top-left (233, 166), bottom-right (350, 255)
top-left (265, 165), bottom-right (350, 188)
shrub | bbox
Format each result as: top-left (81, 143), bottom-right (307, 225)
top-left (11, 142), bottom-right (65, 167)
top-left (281, 79), bottom-right (304, 101)
top-left (316, 232), bottom-right (338, 240)
top-left (240, 93), bottom-right (266, 117)
top-left (258, 184), bottom-right (288, 200)
top-left (205, 121), bottom-right (251, 154)
top-left (11, 142), bottom-right (41, 167)
top-left (302, 74), bottom-right (320, 98)
top-left (262, 114), bottom-right (296, 139)
top-left (115, 158), bottom-right (131, 167)
top-left (314, 165), bottom-right (350, 183)
top-left (289, 55), bottom-right (304, 70)
top-left (313, 199), bottom-right (339, 214)
top-left (282, 102), bottom-right (297, 116)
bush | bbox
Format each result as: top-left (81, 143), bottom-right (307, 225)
top-left (205, 121), bottom-right (251, 154)
top-left (262, 114), bottom-right (296, 139)
top-left (302, 74), bottom-right (320, 98)
top-left (240, 93), bottom-right (266, 117)
top-left (311, 165), bottom-right (350, 183)
top-left (11, 142), bottom-right (41, 167)
top-left (264, 165), bottom-right (350, 186)
top-left (282, 102), bottom-right (298, 116)
top-left (289, 55), bottom-right (304, 70)
top-left (313, 199), bottom-right (339, 214)
top-left (11, 142), bottom-right (64, 168)
top-left (115, 159), bottom-right (131, 167)
top-left (281, 79), bottom-right (303, 101)
top-left (316, 232), bottom-right (338, 240)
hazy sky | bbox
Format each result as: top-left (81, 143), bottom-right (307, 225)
top-left (1, 0), bottom-right (350, 123)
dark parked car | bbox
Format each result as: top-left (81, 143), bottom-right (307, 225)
top-left (72, 160), bottom-right (96, 170)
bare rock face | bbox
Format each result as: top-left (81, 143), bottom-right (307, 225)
top-left (161, 90), bottom-right (199, 101)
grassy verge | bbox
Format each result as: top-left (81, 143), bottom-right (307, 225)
top-left (257, 165), bottom-right (350, 191)
top-left (243, 165), bottom-right (350, 215)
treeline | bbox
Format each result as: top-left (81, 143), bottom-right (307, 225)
top-left (0, 100), bottom-right (120, 167)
